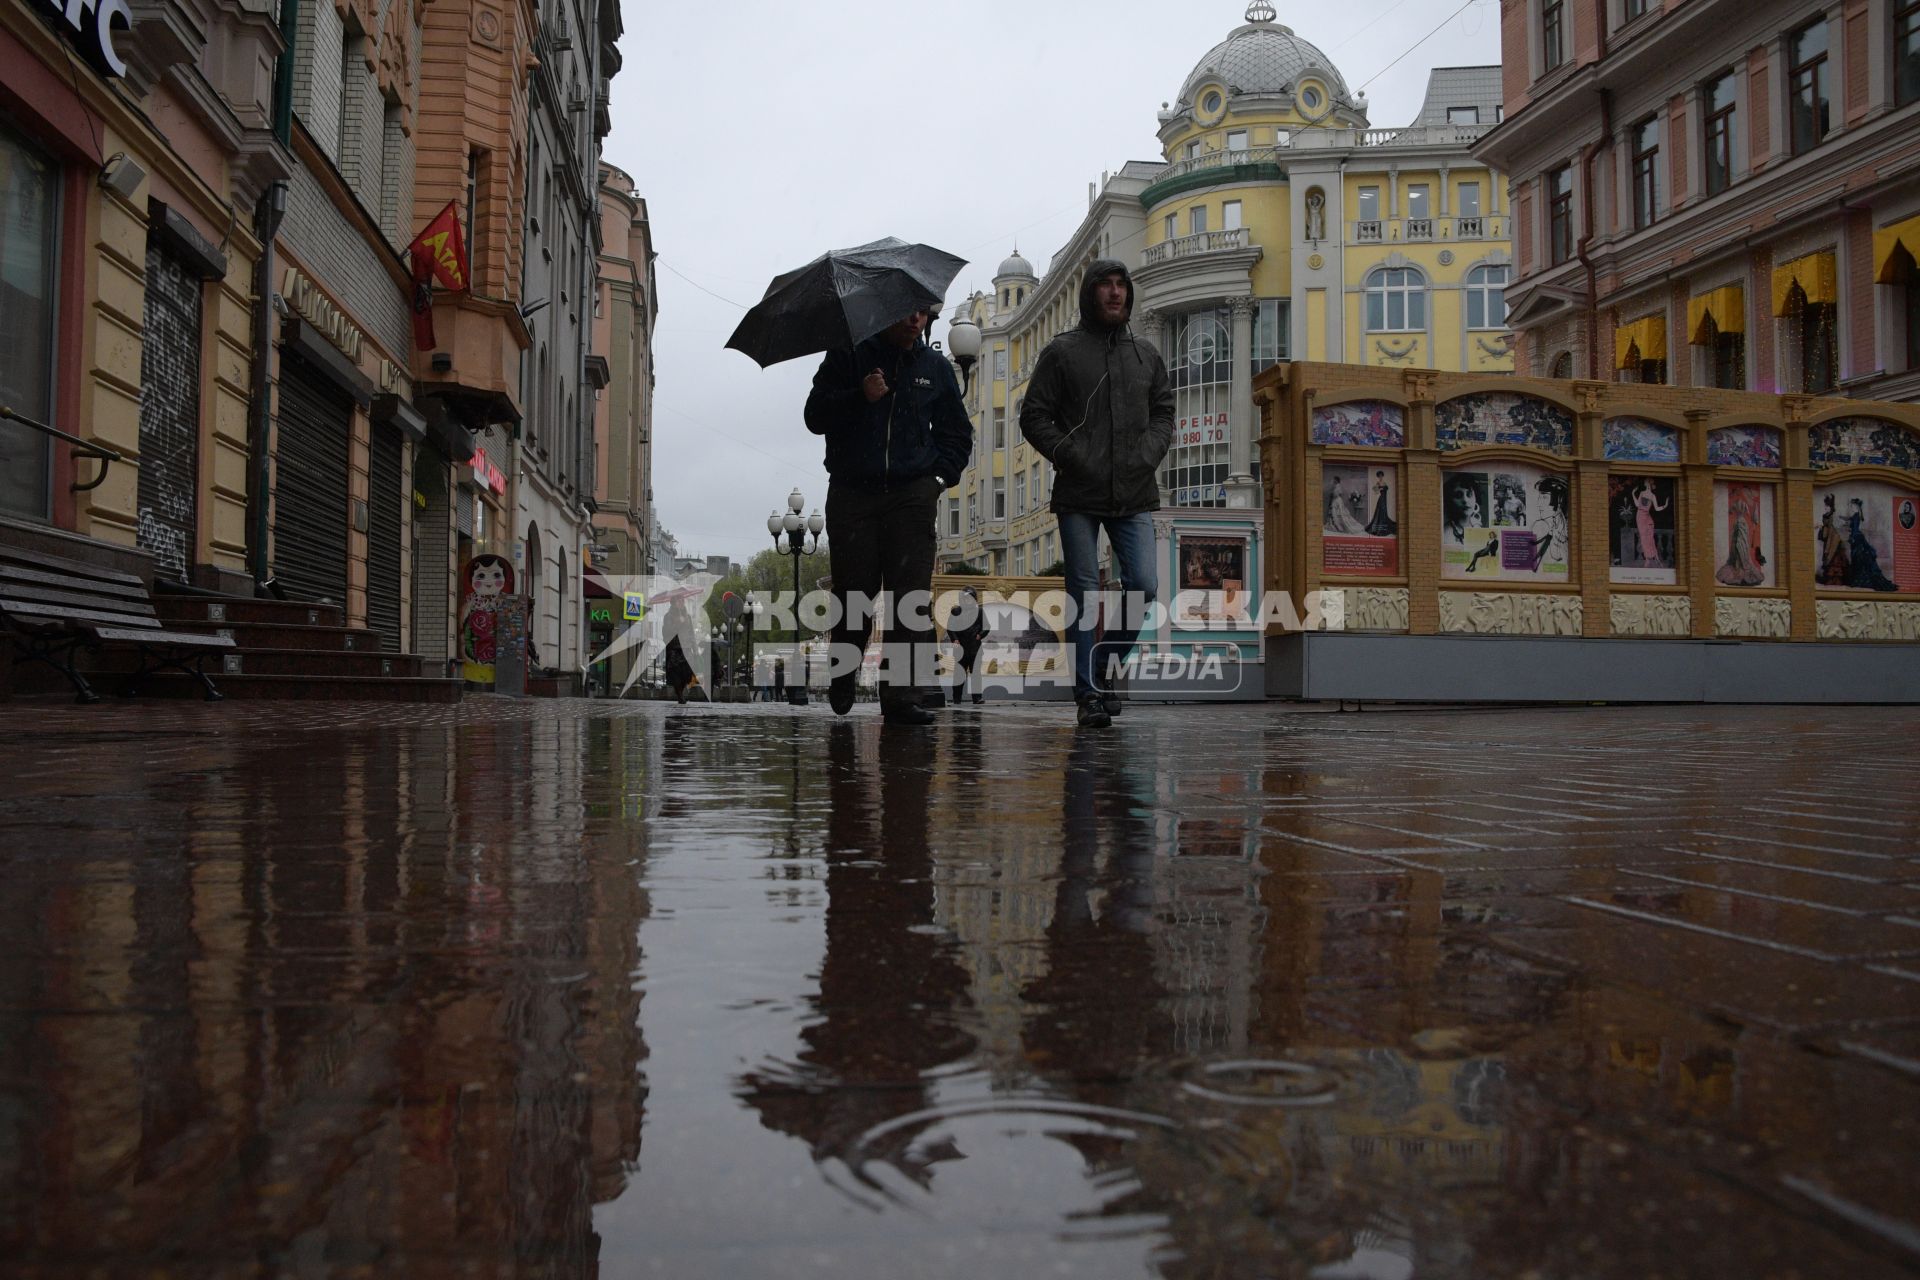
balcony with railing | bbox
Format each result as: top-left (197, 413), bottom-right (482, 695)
top-left (1347, 216), bottom-right (1502, 244)
top-left (1405, 218), bottom-right (1433, 241)
top-left (1142, 226), bottom-right (1256, 266)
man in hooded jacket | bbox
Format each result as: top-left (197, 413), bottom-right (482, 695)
top-left (1020, 260), bottom-right (1174, 728)
top-left (805, 308), bottom-right (972, 724)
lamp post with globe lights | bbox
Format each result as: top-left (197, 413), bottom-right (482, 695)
top-left (768, 487), bottom-right (824, 706)
top-left (946, 315), bottom-right (982, 395)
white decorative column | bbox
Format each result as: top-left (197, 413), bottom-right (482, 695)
top-left (1227, 296), bottom-right (1258, 508)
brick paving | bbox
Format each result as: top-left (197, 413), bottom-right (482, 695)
top-left (0, 698), bottom-right (1915, 1277)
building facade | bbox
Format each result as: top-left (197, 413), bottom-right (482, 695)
top-left (2, 0), bottom-right (289, 585)
top-left (939, 1), bottom-right (1514, 668)
top-left (1477, 0), bottom-right (1920, 403)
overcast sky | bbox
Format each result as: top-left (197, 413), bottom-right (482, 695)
top-left (602, 0), bottom-right (1501, 564)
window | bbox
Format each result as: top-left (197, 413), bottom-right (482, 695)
top-left (1012, 398), bottom-right (1024, 444)
top-left (1551, 351), bottom-right (1575, 378)
top-left (1447, 106), bottom-right (1480, 125)
top-left (1548, 165), bottom-right (1574, 265)
top-left (1165, 213), bottom-right (1177, 239)
top-left (1466, 265), bottom-right (1510, 329)
top-left (1459, 182), bottom-right (1482, 217)
top-left (1014, 470), bottom-right (1026, 515)
top-left (1015, 544), bottom-right (1026, 576)
top-left (948, 497), bottom-right (960, 535)
top-left (1906, 263), bottom-right (1920, 370)
top-left (1365, 268), bottom-right (1427, 332)
top-left (1251, 298), bottom-right (1291, 369)
top-left (1406, 185), bottom-right (1430, 219)
top-left (0, 125), bottom-right (56, 519)
top-left (1631, 116), bottom-right (1660, 229)
top-left (1789, 20), bottom-right (1831, 154)
top-left (1186, 140), bottom-right (1202, 161)
top-left (1788, 287), bottom-right (1839, 392)
top-left (993, 475), bottom-right (1006, 519)
top-left (1698, 317), bottom-right (1747, 389)
top-left (1030, 463), bottom-right (1042, 508)
top-left (1703, 70), bottom-right (1736, 197)
top-left (968, 491), bottom-right (978, 529)
top-left (1357, 187), bottom-right (1380, 220)
top-left (1223, 200), bottom-right (1243, 230)
top-left (1162, 308), bottom-right (1233, 507)
top-left (1227, 130), bottom-right (1248, 151)
top-left (993, 406), bottom-right (1006, 448)
top-left (993, 348), bottom-right (1007, 381)
top-left (1190, 205), bottom-right (1209, 235)
top-left (1543, 0), bottom-right (1567, 71)
top-left (466, 149), bottom-right (482, 270)
top-left (1623, 0), bottom-right (1647, 21)
top-left (1900, 0), bottom-right (1920, 105)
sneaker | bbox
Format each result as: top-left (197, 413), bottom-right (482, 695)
top-left (1076, 694), bottom-right (1111, 729)
top-left (1102, 691), bottom-right (1122, 717)
top-left (828, 675), bottom-right (856, 716)
top-left (882, 702), bottom-right (935, 727)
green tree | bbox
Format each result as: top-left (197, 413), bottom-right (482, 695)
top-left (705, 547), bottom-right (821, 644)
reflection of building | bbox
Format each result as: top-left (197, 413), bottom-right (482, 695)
top-left (939, 3), bottom-right (1513, 679)
top-left (1259, 360), bottom-right (1920, 698)
top-left (1476, 0), bottom-right (1920, 403)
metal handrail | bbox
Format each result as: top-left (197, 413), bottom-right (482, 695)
top-left (0, 404), bottom-right (122, 492)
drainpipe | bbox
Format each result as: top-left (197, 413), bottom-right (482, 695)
top-left (247, 0), bottom-right (297, 588)
top-left (1574, 0), bottom-right (1611, 378)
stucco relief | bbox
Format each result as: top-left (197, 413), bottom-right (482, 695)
top-left (1438, 591), bottom-right (1583, 635)
top-left (1324, 587), bottom-right (1409, 632)
top-left (1714, 596), bottom-right (1791, 638)
top-left (1610, 594), bottom-right (1691, 637)
top-left (1816, 599), bottom-right (1920, 640)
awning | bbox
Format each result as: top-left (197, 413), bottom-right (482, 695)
top-left (1687, 285), bottom-right (1745, 343)
top-left (1614, 313), bottom-right (1667, 369)
top-left (1771, 250), bottom-right (1837, 315)
top-left (1873, 214), bottom-right (1920, 283)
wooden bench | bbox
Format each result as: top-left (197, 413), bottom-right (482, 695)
top-left (0, 545), bottom-right (234, 703)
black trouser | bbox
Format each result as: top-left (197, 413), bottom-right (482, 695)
top-left (950, 643), bottom-right (981, 702)
top-left (827, 476), bottom-right (939, 712)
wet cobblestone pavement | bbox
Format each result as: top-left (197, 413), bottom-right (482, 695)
top-left (2, 698), bottom-right (1918, 1278)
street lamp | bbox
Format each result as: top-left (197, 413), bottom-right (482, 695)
top-left (948, 316), bottom-right (982, 394)
top-left (770, 488), bottom-right (825, 706)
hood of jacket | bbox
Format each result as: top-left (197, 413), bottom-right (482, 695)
top-left (1078, 258), bottom-right (1135, 330)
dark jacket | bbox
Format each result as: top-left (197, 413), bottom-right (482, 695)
top-left (1019, 259), bottom-right (1174, 518)
top-left (804, 334), bottom-right (972, 492)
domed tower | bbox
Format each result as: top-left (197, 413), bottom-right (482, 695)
top-left (1157, 0), bottom-right (1368, 151)
top-left (992, 248), bottom-right (1038, 317)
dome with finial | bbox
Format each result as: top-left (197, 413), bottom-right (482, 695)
top-left (1173, 2), bottom-right (1362, 117)
top-left (995, 248), bottom-right (1035, 280)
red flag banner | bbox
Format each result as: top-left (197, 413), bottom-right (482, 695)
top-left (408, 200), bottom-right (470, 293)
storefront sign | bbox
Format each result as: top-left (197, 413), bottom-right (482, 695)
top-left (469, 446), bottom-right (507, 494)
top-left (38, 0), bottom-right (130, 76)
top-left (282, 267), bottom-right (365, 362)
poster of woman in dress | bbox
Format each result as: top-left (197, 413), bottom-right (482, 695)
top-left (1712, 482), bottom-right (1775, 588)
top-left (1813, 481), bottom-right (1917, 591)
top-left (1441, 464), bottom-right (1569, 582)
top-left (1322, 464), bottom-right (1399, 576)
top-left (1608, 475), bottom-right (1677, 585)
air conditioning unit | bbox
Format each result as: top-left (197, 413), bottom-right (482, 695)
top-left (549, 8), bottom-right (572, 49)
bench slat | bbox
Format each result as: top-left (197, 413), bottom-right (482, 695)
top-left (1, 598), bottom-right (164, 630)
top-left (92, 625), bottom-right (234, 649)
top-left (0, 564), bottom-right (151, 603)
top-left (0, 544), bottom-right (145, 589)
top-left (0, 581), bottom-right (159, 617)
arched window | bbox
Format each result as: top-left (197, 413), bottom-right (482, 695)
top-left (1466, 265), bottom-right (1510, 329)
top-left (1364, 267), bottom-right (1426, 332)
top-left (1550, 351), bottom-right (1574, 379)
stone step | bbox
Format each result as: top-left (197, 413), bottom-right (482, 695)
top-left (134, 671), bottom-right (463, 703)
top-left (162, 618), bottom-right (388, 652)
top-left (153, 594), bottom-right (348, 629)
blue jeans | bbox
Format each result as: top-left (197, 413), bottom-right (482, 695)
top-left (1058, 511), bottom-right (1157, 700)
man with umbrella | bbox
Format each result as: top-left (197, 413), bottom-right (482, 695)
top-left (803, 307), bottom-right (970, 723)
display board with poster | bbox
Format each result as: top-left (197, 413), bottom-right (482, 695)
top-left (1321, 463), bottom-right (1399, 577)
top-left (1440, 463), bottom-right (1571, 582)
top-left (1813, 481), bottom-right (1920, 592)
top-left (1178, 536), bottom-right (1250, 620)
top-left (1607, 474), bottom-right (1678, 586)
top-left (1711, 481), bottom-right (1776, 588)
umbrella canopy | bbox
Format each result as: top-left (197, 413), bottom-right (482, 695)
top-left (725, 237), bottom-right (968, 368)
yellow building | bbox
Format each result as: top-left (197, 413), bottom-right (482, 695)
top-left (941, 2), bottom-right (1514, 670)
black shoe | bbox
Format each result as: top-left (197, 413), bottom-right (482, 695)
top-left (882, 703), bottom-right (935, 726)
top-left (829, 676), bottom-right (855, 716)
top-left (1076, 695), bottom-right (1111, 729)
top-left (971, 694), bottom-right (984, 705)
top-left (1102, 691), bottom-right (1122, 717)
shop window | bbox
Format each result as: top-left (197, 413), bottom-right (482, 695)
top-left (1365, 268), bottom-right (1427, 332)
top-left (0, 125), bottom-right (57, 520)
top-left (1703, 69), bottom-right (1736, 196)
top-left (1548, 165), bottom-right (1574, 265)
top-left (1466, 265), bottom-right (1510, 329)
top-left (1789, 20), bottom-right (1831, 155)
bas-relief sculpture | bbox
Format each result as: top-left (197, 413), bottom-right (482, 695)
top-left (1609, 594), bottom-right (1691, 637)
top-left (1324, 587), bottom-right (1409, 632)
top-left (1438, 591), bottom-right (1583, 635)
top-left (1714, 596), bottom-right (1791, 638)
top-left (1816, 599), bottom-right (1920, 640)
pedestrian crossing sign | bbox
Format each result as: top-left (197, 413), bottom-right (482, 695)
top-left (623, 591), bottom-right (647, 621)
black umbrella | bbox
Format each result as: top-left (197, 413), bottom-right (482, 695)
top-left (725, 237), bottom-right (968, 368)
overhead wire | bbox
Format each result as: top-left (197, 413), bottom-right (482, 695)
top-left (1354, 0), bottom-right (1484, 93)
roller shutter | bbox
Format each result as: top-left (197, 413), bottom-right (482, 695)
top-left (366, 424), bottom-right (403, 651)
top-left (135, 240), bottom-right (201, 581)
top-left (273, 356), bottom-right (352, 606)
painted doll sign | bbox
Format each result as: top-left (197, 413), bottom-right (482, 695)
top-left (459, 553), bottom-right (518, 684)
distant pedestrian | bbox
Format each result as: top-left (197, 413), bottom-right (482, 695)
top-left (805, 306), bottom-right (972, 725)
top-left (944, 586), bottom-right (987, 705)
top-left (661, 599), bottom-right (698, 704)
top-left (773, 656), bottom-right (787, 702)
top-left (1020, 259), bottom-right (1173, 729)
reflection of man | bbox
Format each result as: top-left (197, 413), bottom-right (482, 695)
top-left (806, 307), bottom-right (973, 725)
top-left (1021, 260), bottom-right (1175, 730)
top-left (943, 586), bottom-right (986, 706)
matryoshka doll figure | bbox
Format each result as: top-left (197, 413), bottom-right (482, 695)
top-left (459, 554), bottom-right (514, 684)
